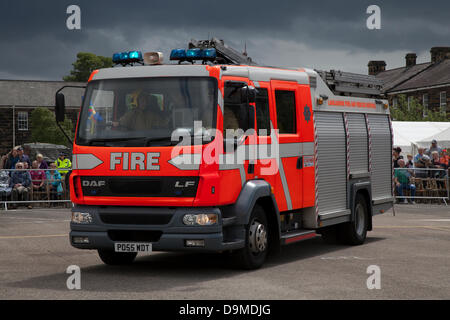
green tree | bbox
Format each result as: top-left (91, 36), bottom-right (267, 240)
top-left (390, 94), bottom-right (447, 121)
top-left (64, 52), bottom-right (113, 82)
top-left (30, 108), bottom-right (73, 146)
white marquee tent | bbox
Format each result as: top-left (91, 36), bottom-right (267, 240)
top-left (416, 126), bottom-right (450, 149)
top-left (392, 121), bottom-right (450, 155)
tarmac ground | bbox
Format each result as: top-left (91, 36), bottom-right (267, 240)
top-left (0, 204), bottom-right (448, 299)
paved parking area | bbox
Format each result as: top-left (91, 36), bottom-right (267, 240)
top-left (0, 205), bottom-right (448, 299)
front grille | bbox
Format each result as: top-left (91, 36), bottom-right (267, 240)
top-left (107, 230), bottom-right (162, 242)
top-left (109, 179), bottom-right (162, 195)
top-left (100, 213), bottom-right (172, 225)
top-left (80, 176), bottom-right (199, 197)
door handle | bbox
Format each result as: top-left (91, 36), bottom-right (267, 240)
top-left (296, 156), bottom-right (303, 169)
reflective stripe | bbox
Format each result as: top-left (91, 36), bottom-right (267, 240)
top-left (218, 142), bottom-right (313, 162)
top-left (72, 154), bottom-right (103, 170)
top-left (218, 88), bottom-right (224, 115)
top-left (278, 158), bottom-right (292, 210)
top-left (270, 121), bottom-right (292, 210)
top-left (238, 164), bottom-right (246, 187)
top-left (168, 154), bottom-right (201, 171)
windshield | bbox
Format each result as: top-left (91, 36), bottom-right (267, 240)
top-left (76, 77), bottom-right (217, 146)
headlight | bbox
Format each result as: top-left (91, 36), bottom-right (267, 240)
top-left (183, 213), bottom-right (218, 226)
top-left (72, 212), bottom-right (93, 224)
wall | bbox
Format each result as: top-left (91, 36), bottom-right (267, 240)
top-left (0, 106), bottom-right (79, 156)
top-left (388, 86), bottom-right (450, 120)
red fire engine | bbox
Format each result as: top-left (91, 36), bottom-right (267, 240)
top-left (56, 39), bottom-right (393, 269)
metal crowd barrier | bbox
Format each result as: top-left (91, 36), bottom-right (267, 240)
top-left (2, 166), bottom-right (448, 210)
top-left (394, 167), bottom-right (449, 205)
top-left (0, 168), bottom-right (72, 211)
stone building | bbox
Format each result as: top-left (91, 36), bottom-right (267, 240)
top-left (0, 80), bottom-right (85, 155)
top-left (368, 47), bottom-right (450, 119)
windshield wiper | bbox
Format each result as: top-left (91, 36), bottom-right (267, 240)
top-left (143, 136), bottom-right (180, 147)
top-left (85, 136), bottom-right (181, 147)
top-left (86, 137), bottom-right (147, 146)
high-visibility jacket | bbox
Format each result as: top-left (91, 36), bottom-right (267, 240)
top-left (56, 158), bottom-right (72, 175)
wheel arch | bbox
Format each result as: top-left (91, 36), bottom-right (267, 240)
top-left (351, 183), bottom-right (373, 231)
top-left (231, 180), bottom-right (281, 249)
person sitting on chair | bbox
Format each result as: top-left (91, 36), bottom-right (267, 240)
top-left (10, 162), bottom-right (32, 209)
top-left (46, 162), bottom-right (63, 203)
top-left (395, 159), bottom-right (416, 204)
top-left (30, 160), bottom-right (46, 193)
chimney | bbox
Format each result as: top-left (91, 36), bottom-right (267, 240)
top-left (405, 53), bottom-right (417, 67)
top-left (430, 47), bottom-right (450, 63)
top-left (368, 60), bottom-right (386, 75)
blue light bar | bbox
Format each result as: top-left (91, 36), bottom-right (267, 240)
top-left (170, 48), bottom-right (217, 62)
top-left (186, 48), bottom-right (202, 60)
top-left (112, 53), bottom-right (121, 63)
top-left (170, 49), bottom-right (187, 60)
top-left (119, 52), bottom-right (129, 61)
top-left (202, 48), bottom-right (217, 59)
top-left (128, 50), bottom-right (142, 62)
top-left (112, 51), bottom-right (143, 65)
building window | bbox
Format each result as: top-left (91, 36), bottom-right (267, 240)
top-left (17, 111), bottom-right (28, 131)
top-left (440, 91), bottom-right (447, 115)
top-left (407, 96), bottom-right (413, 110)
top-left (392, 97), bottom-right (398, 108)
top-left (422, 93), bottom-right (429, 117)
top-left (392, 97), bottom-right (397, 108)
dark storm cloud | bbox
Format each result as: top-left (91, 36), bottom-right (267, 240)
top-left (0, 0), bottom-right (449, 79)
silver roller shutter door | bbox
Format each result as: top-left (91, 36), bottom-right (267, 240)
top-left (347, 113), bottom-right (369, 174)
top-left (367, 114), bottom-right (392, 201)
top-left (315, 112), bottom-right (347, 214)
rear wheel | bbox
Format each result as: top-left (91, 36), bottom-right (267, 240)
top-left (98, 250), bottom-right (137, 265)
top-left (337, 193), bottom-right (368, 245)
top-left (232, 205), bottom-right (268, 269)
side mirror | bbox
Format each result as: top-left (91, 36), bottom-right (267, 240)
top-left (239, 86), bottom-right (257, 104)
top-left (55, 92), bottom-right (66, 122)
top-left (246, 86), bottom-right (257, 103)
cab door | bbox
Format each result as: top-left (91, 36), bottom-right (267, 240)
top-left (270, 80), bottom-right (303, 211)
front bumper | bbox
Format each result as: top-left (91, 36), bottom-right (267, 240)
top-left (70, 205), bottom-right (244, 252)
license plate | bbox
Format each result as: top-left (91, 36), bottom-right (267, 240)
top-left (114, 242), bottom-right (152, 253)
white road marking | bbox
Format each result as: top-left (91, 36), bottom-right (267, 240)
top-left (0, 234), bottom-right (66, 240)
top-left (321, 256), bottom-right (375, 260)
top-left (0, 216), bottom-right (70, 222)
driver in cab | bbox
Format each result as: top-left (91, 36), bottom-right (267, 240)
top-left (113, 90), bottom-right (168, 130)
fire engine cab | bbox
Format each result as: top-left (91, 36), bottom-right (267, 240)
top-left (56, 40), bottom-right (393, 269)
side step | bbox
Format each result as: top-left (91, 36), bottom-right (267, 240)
top-left (281, 230), bottom-right (317, 245)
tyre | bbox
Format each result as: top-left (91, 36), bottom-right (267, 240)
top-left (232, 205), bottom-right (269, 270)
top-left (98, 250), bottom-right (137, 265)
top-left (337, 193), bottom-right (368, 245)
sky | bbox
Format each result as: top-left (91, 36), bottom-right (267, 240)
top-left (0, 0), bottom-right (449, 80)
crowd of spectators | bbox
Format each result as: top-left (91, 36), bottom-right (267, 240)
top-left (393, 140), bottom-right (449, 204)
top-left (0, 146), bottom-right (71, 209)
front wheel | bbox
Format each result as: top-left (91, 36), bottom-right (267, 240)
top-left (337, 194), bottom-right (368, 245)
top-left (232, 205), bottom-right (269, 270)
top-left (98, 250), bottom-right (137, 265)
